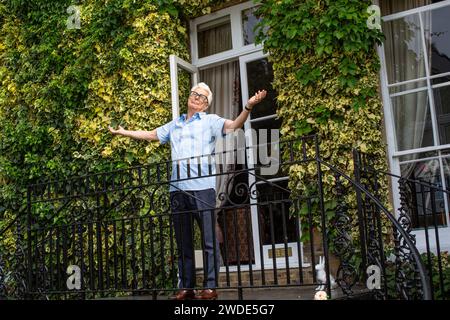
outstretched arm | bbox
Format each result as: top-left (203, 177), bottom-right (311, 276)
top-left (223, 90), bottom-right (267, 133)
top-left (108, 125), bottom-right (159, 141)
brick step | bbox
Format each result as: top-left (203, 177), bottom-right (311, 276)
top-left (196, 267), bottom-right (315, 287)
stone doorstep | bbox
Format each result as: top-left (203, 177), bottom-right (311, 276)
top-left (196, 268), bottom-right (315, 287)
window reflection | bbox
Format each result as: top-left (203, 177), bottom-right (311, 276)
top-left (434, 85), bottom-right (450, 144)
top-left (246, 58), bottom-right (276, 119)
top-left (429, 6), bottom-right (450, 75)
top-left (242, 6), bottom-right (261, 45)
top-left (383, 14), bottom-right (426, 84)
top-left (392, 90), bottom-right (434, 151)
top-left (400, 159), bottom-right (447, 228)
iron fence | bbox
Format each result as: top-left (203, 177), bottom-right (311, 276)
top-left (0, 135), bottom-right (433, 300)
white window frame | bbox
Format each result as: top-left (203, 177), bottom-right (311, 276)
top-left (169, 55), bottom-right (199, 120)
top-left (378, 0), bottom-right (450, 253)
top-left (189, 0), bottom-right (263, 69)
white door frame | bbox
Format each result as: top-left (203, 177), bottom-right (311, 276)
top-left (169, 54), bottom-right (199, 120)
top-left (239, 51), bottom-right (305, 268)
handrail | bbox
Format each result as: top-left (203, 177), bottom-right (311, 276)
top-left (318, 158), bottom-right (432, 300)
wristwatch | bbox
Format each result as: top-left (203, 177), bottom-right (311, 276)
top-left (245, 105), bottom-right (252, 112)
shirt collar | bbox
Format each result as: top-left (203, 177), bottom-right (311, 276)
top-left (177, 112), bottom-right (206, 125)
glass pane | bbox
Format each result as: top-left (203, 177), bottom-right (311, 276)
top-left (251, 118), bottom-right (283, 179)
top-left (389, 79), bottom-right (427, 95)
top-left (255, 180), bottom-right (297, 244)
top-left (392, 90), bottom-right (434, 151)
top-left (200, 60), bottom-right (241, 119)
top-left (400, 158), bottom-right (447, 228)
top-left (434, 85), bottom-right (450, 144)
top-left (242, 6), bottom-right (261, 45)
top-left (428, 5), bottom-right (450, 76)
top-left (432, 74), bottom-right (450, 85)
top-left (197, 15), bottom-right (232, 58)
top-left (380, 0), bottom-right (443, 16)
top-left (399, 150), bottom-right (437, 163)
top-left (383, 14), bottom-right (427, 84)
top-left (246, 58), bottom-right (277, 119)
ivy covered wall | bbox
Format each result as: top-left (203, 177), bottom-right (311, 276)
top-left (0, 0), bottom-right (228, 214)
top-left (0, 0), bottom-right (386, 254)
top-left (0, 0), bottom-right (389, 246)
top-left (255, 0), bottom-right (390, 236)
top-left (0, 0), bottom-right (397, 297)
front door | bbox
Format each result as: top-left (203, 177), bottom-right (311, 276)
top-left (239, 52), bottom-right (304, 268)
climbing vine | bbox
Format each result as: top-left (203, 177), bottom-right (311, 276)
top-left (0, 0), bottom-right (229, 219)
top-left (255, 0), bottom-right (391, 246)
top-left (0, 1), bottom-right (229, 292)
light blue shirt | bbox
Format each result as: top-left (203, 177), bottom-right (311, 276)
top-left (156, 112), bottom-right (227, 192)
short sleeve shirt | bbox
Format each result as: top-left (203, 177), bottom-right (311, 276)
top-left (156, 112), bottom-right (227, 191)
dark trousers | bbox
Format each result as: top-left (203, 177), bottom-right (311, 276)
top-left (170, 188), bottom-right (220, 289)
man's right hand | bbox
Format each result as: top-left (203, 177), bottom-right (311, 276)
top-left (109, 125), bottom-right (125, 136)
top-left (108, 126), bottom-right (158, 141)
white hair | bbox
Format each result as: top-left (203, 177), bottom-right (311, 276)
top-left (191, 82), bottom-right (213, 107)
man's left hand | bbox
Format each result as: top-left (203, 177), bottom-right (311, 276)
top-left (247, 90), bottom-right (267, 109)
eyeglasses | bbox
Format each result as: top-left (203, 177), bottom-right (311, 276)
top-left (189, 91), bottom-right (208, 104)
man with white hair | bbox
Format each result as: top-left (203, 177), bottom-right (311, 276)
top-left (109, 82), bottom-right (266, 300)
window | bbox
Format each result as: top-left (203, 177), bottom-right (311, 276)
top-left (380, 0), bottom-right (445, 16)
top-left (190, 1), bottom-right (263, 67)
top-left (380, 0), bottom-right (450, 231)
top-left (197, 15), bottom-right (232, 58)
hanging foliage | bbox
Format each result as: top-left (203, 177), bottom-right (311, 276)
top-left (254, 0), bottom-right (391, 244)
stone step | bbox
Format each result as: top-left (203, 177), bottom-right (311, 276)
top-left (196, 267), bottom-right (315, 288)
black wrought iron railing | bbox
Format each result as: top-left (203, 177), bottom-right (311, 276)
top-left (0, 135), bottom-right (433, 300)
top-left (0, 205), bottom-right (27, 299)
top-left (355, 150), bottom-right (448, 300)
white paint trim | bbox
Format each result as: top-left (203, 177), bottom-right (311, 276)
top-left (262, 243), bottom-right (300, 266)
top-left (389, 86), bottom-right (428, 98)
top-left (255, 176), bottom-right (289, 185)
top-left (398, 154), bottom-right (440, 165)
top-left (377, 40), bottom-right (403, 220)
top-left (379, 3), bottom-right (450, 249)
top-left (432, 81), bottom-right (450, 89)
top-left (195, 45), bottom-right (263, 69)
top-left (249, 114), bottom-right (278, 123)
top-left (190, 0), bottom-right (262, 67)
top-left (419, 12), bottom-right (440, 149)
top-left (419, 10), bottom-right (450, 221)
top-left (239, 51), bottom-right (262, 269)
top-left (430, 71), bottom-right (450, 80)
top-left (382, 0), bottom-right (450, 22)
top-left (217, 259), bottom-right (311, 274)
top-left (387, 76), bottom-right (428, 88)
top-left (393, 144), bottom-right (450, 158)
top-left (169, 55), bottom-right (199, 120)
